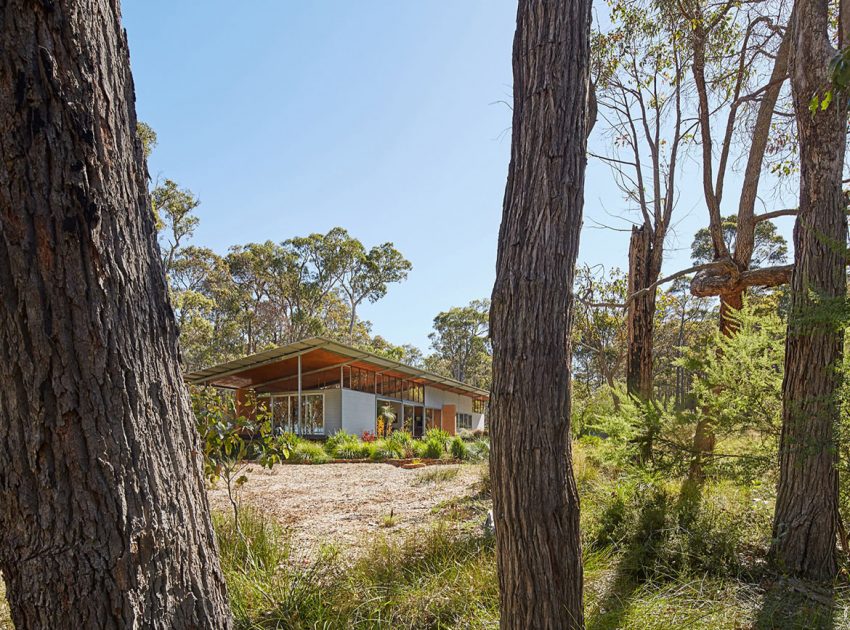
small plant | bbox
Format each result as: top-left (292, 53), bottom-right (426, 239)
top-left (370, 439), bottom-right (405, 461)
top-left (291, 441), bottom-right (331, 464)
top-left (466, 439), bottom-right (490, 462)
top-left (332, 440), bottom-right (371, 460)
top-left (324, 430), bottom-right (356, 454)
top-left (376, 403), bottom-right (397, 438)
top-left (450, 437), bottom-right (468, 460)
top-left (192, 386), bottom-right (290, 531)
top-left (380, 509), bottom-right (398, 528)
top-left (423, 438), bottom-right (444, 459)
top-left (413, 467), bottom-right (460, 485)
top-left (424, 428), bottom-right (451, 450)
top-left (388, 430), bottom-right (414, 449)
top-left (361, 431), bottom-right (376, 443)
top-left (411, 440), bottom-right (430, 458)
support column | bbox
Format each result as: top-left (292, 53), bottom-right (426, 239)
top-left (297, 354), bottom-right (303, 436)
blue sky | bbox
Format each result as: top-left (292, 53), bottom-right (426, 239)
top-left (123, 1), bottom-right (796, 352)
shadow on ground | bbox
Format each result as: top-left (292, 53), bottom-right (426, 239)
top-left (754, 579), bottom-right (839, 629)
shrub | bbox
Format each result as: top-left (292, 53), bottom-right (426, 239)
top-left (411, 440), bottom-right (430, 458)
top-left (450, 437), bottom-right (468, 460)
top-left (332, 440), bottom-right (371, 460)
top-left (324, 430), bottom-right (355, 454)
top-left (361, 431), bottom-right (376, 443)
top-left (590, 476), bottom-right (773, 581)
top-left (369, 439), bottom-right (405, 461)
top-left (290, 441), bottom-right (330, 464)
top-left (424, 428), bottom-right (451, 449)
top-left (423, 438), bottom-right (444, 459)
top-left (458, 428), bottom-right (475, 441)
top-left (388, 430), bottom-right (414, 449)
top-left (467, 439), bottom-right (490, 462)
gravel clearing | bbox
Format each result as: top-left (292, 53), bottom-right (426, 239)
top-left (207, 462), bottom-right (484, 550)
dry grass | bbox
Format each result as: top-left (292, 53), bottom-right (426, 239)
top-left (0, 578), bottom-right (11, 630)
top-left (206, 462), bottom-right (481, 550)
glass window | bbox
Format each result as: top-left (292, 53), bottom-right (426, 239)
top-left (271, 393), bottom-right (324, 435)
top-left (457, 413), bottom-right (473, 430)
top-left (473, 399), bottom-right (486, 414)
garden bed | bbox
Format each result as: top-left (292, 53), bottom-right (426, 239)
top-left (284, 457), bottom-right (461, 468)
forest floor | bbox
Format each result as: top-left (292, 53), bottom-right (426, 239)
top-left (206, 462), bottom-right (486, 551)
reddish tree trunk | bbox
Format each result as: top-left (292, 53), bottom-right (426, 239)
top-left (489, 0), bottom-right (591, 626)
top-left (0, 1), bottom-right (232, 626)
top-left (771, 0), bottom-right (848, 581)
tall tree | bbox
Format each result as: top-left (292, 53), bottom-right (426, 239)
top-left (0, 1), bottom-right (231, 627)
top-left (336, 236), bottom-right (411, 340)
top-left (428, 300), bottom-right (490, 387)
top-left (489, 0), bottom-right (591, 625)
top-left (771, 0), bottom-right (849, 580)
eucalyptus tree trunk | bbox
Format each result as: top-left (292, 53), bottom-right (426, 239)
top-left (489, 0), bottom-right (591, 626)
top-left (771, 0), bottom-right (848, 581)
top-left (0, 1), bottom-right (232, 627)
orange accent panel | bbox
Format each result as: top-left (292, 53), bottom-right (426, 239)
top-left (441, 404), bottom-right (456, 436)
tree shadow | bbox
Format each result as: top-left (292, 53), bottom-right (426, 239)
top-left (753, 578), bottom-right (836, 629)
top-left (585, 559), bottom-right (641, 630)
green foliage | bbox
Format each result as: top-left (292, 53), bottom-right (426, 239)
top-left (411, 439), bottom-right (430, 458)
top-left (677, 303), bottom-right (784, 481)
top-left (423, 428), bottom-right (451, 449)
top-left (192, 387), bottom-right (289, 528)
top-left (427, 299), bottom-right (491, 389)
top-left (369, 439), bottom-right (405, 461)
top-left (387, 429), bottom-right (414, 450)
top-left (290, 441), bottom-right (331, 464)
top-left (466, 439), bottom-right (490, 462)
top-left (450, 436), bottom-right (468, 460)
top-left (325, 431), bottom-right (371, 459)
top-left (589, 476), bottom-right (773, 582)
top-left (422, 438), bottom-right (444, 460)
top-left (136, 121), bottom-right (157, 159)
top-left (690, 215), bottom-right (787, 268)
top-left (215, 507), bottom-right (497, 630)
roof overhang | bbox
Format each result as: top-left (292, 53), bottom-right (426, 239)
top-left (184, 337), bottom-right (489, 400)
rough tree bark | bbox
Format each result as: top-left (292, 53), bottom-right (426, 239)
top-left (489, 0), bottom-right (591, 626)
top-left (770, 0), bottom-right (848, 581)
top-left (626, 224), bottom-right (655, 402)
top-left (0, 1), bottom-right (232, 627)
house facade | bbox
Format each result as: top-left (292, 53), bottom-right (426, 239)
top-left (186, 337), bottom-right (488, 438)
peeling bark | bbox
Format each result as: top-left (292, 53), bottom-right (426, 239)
top-left (0, 1), bottom-right (232, 626)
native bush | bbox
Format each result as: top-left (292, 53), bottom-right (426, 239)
top-left (424, 428), bottom-right (451, 449)
top-left (423, 437), bottom-right (444, 459)
top-left (290, 441), bottom-right (331, 464)
top-left (450, 436), bottom-right (468, 460)
top-left (369, 439), bottom-right (405, 461)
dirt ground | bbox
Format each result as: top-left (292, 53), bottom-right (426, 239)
top-left (207, 462), bottom-right (486, 550)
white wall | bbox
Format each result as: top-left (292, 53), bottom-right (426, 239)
top-left (323, 388), bottom-right (342, 434)
top-left (423, 387), bottom-right (485, 432)
top-left (341, 389), bottom-right (376, 436)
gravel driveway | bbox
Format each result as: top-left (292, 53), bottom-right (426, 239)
top-left (207, 462), bottom-right (484, 550)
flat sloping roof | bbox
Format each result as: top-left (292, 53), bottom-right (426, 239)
top-left (185, 336), bottom-right (489, 400)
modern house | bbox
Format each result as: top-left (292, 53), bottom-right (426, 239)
top-left (186, 337), bottom-right (488, 438)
